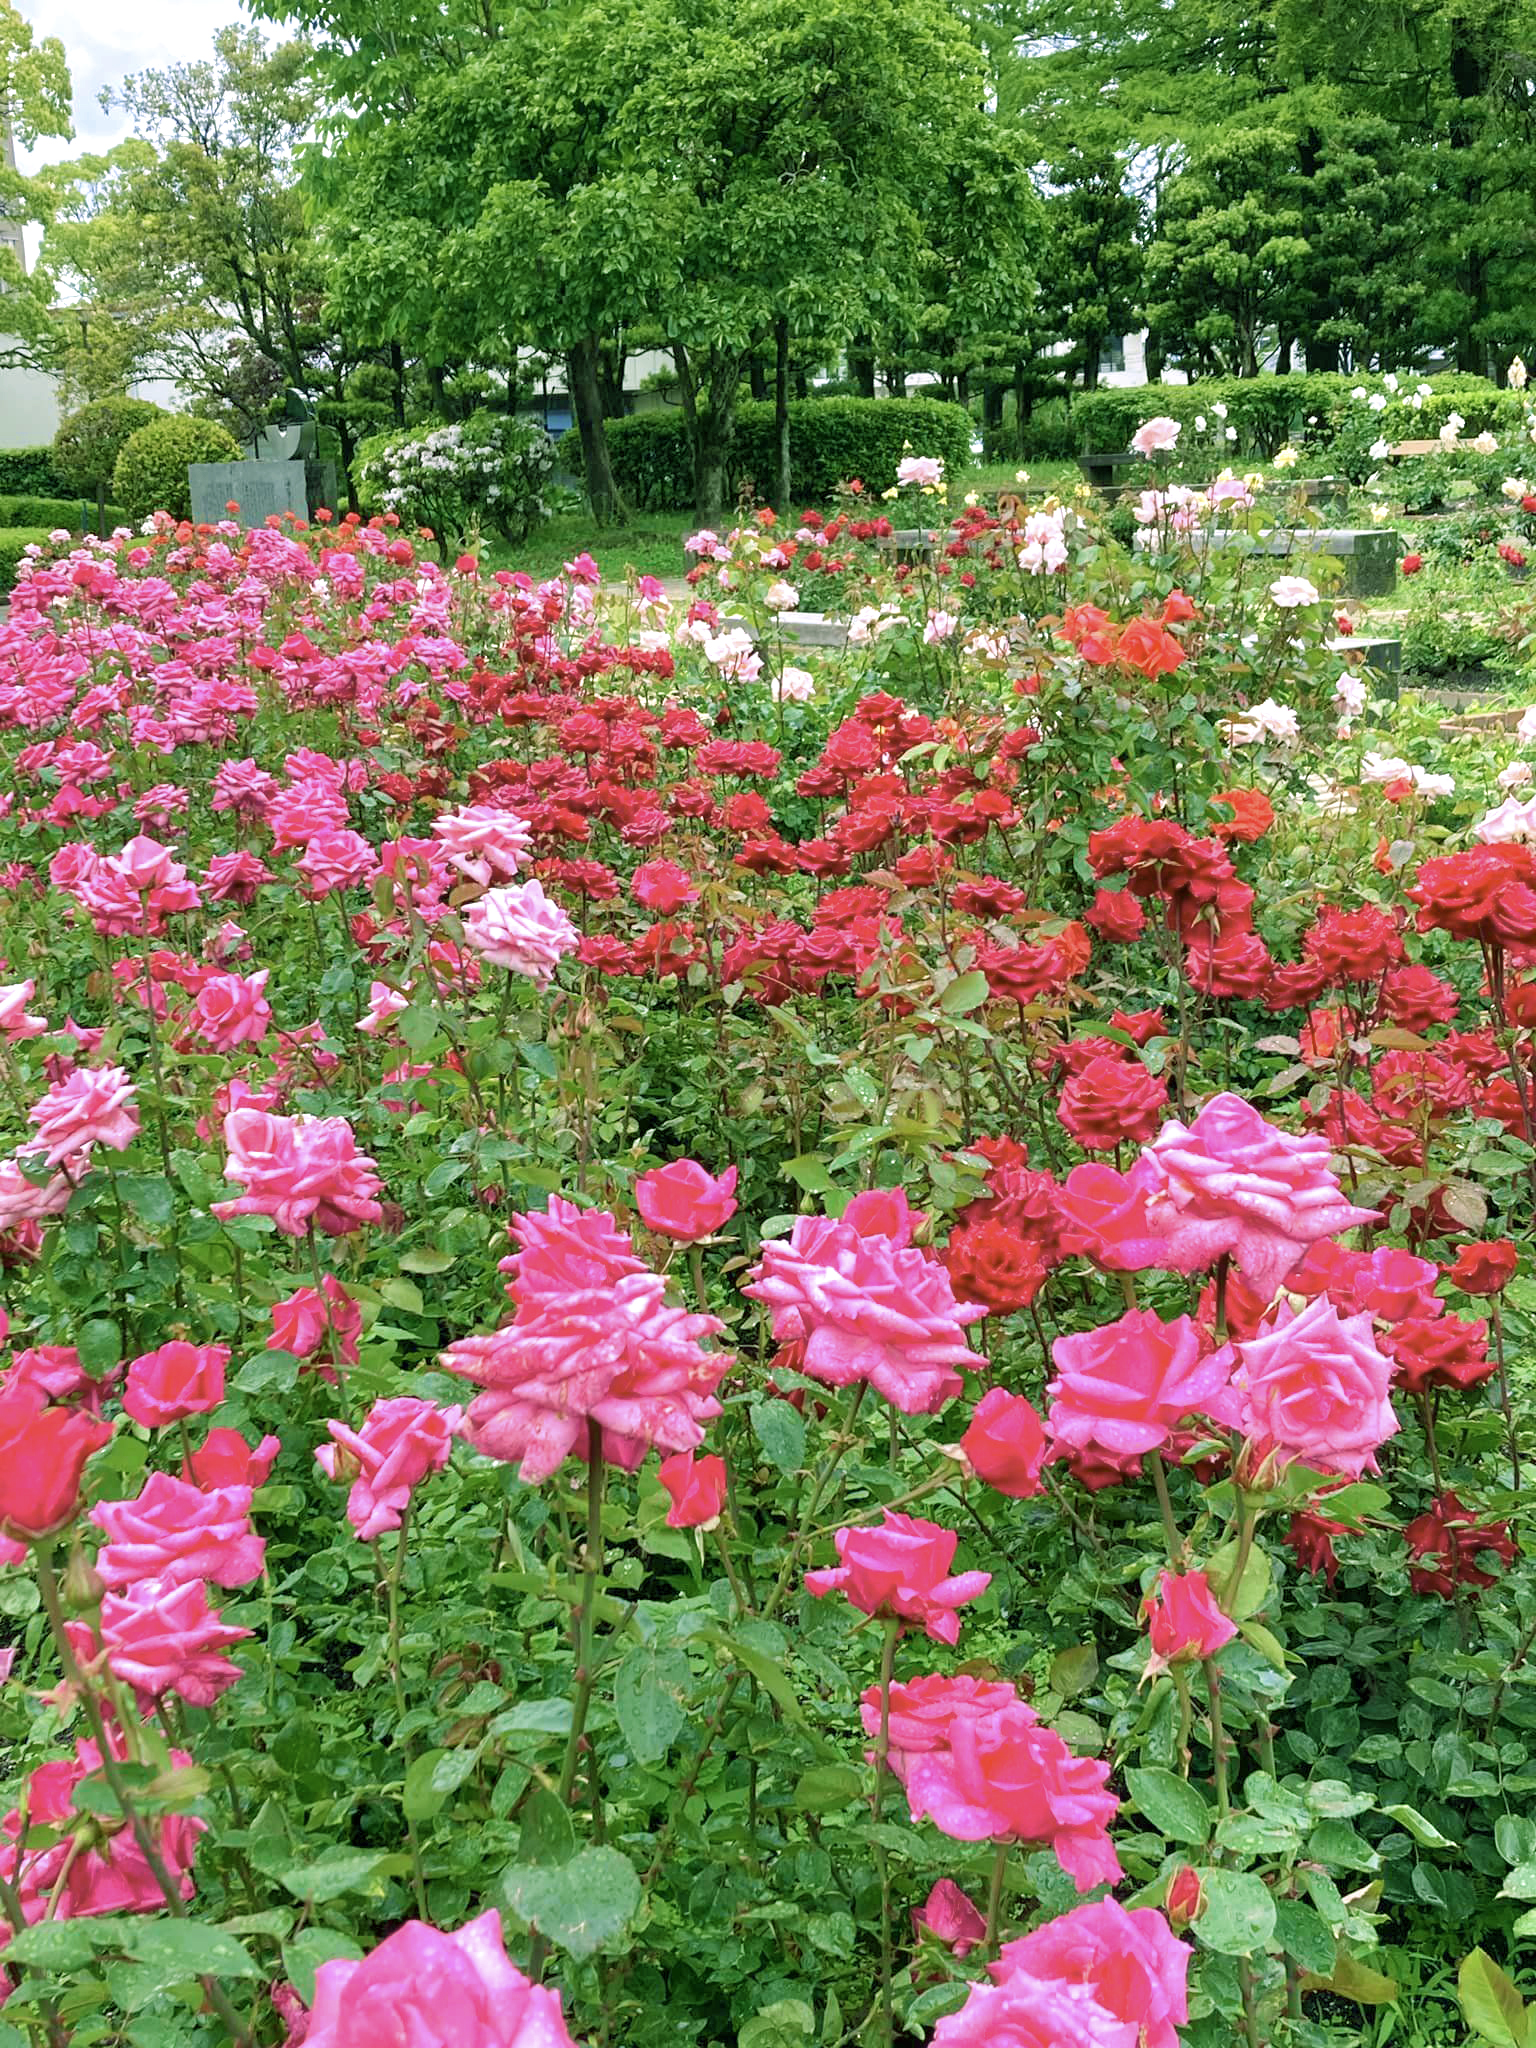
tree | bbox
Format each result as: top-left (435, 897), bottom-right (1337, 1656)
top-left (1039, 150), bottom-right (1145, 389)
top-left (266, 0), bottom-right (1039, 520)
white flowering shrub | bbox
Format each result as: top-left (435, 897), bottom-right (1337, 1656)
top-left (355, 412), bottom-right (556, 544)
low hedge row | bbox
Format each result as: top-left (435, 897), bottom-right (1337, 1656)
top-left (0, 494), bottom-right (130, 533)
top-left (0, 531), bottom-right (48, 596)
top-left (1072, 373), bottom-right (1521, 469)
top-left (595, 397), bottom-right (976, 510)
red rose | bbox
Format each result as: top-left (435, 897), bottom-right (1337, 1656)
top-left (1446, 1240), bottom-right (1519, 1296)
top-left (1059, 1055), bottom-right (1167, 1151)
top-left (1401, 552), bottom-right (1423, 574)
top-left (1085, 888), bottom-right (1146, 944)
top-left (959, 1388), bottom-right (1047, 1498)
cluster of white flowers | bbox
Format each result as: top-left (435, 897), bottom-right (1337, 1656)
top-left (357, 413), bottom-right (556, 542)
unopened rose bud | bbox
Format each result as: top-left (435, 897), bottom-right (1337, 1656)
top-left (62, 1546), bottom-right (106, 1613)
top-left (1166, 1865), bottom-right (1205, 1930)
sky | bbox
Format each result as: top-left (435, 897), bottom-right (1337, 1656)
top-left (15, 0), bottom-right (238, 172)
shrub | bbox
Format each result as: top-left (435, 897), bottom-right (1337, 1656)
top-left (112, 416), bottom-right (243, 522)
top-left (53, 398), bottom-right (165, 505)
top-left (0, 529), bottom-right (49, 596)
top-left (1071, 371), bottom-right (1517, 472)
top-left (354, 411), bottom-right (556, 544)
top-left (0, 447), bottom-right (67, 496)
top-left (0, 493), bottom-right (130, 533)
top-left (597, 397), bottom-right (977, 509)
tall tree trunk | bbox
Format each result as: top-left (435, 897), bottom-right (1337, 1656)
top-left (774, 315), bottom-right (791, 513)
top-left (793, 363), bottom-right (809, 401)
top-left (887, 362), bottom-right (907, 398)
top-left (1450, 31), bottom-right (1487, 372)
top-left (672, 341), bottom-right (739, 522)
top-left (849, 334), bottom-right (877, 398)
top-left (1013, 358), bottom-right (1033, 458)
top-left (1274, 335), bottom-right (1292, 374)
top-left (1082, 333), bottom-right (1102, 392)
top-left (596, 335), bottom-right (628, 419)
top-left (389, 341), bottom-right (407, 428)
top-left (982, 381), bottom-right (1004, 454)
top-left (748, 354), bottom-right (768, 403)
top-left (568, 336), bottom-right (625, 525)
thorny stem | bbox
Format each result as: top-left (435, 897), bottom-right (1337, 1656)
top-left (871, 1619), bottom-right (902, 2046)
top-left (386, 1506), bottom-right (430, 1919)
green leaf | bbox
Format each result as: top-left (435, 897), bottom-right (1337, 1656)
top-left (750, 1400), bottom-right (806, 1474)
top-left (118, 1920), bottom-right (260, 1989)
top-left (1126, 1766), bottom-right (1212, 1846)
top-left (1306, 1819), bottom-right (1379, 1872)
top-left (1, 1921), bottom-right (101, 1969)
top-left (1207, 1537), bottom-right (1270, 1621)
top-left (938, 969), bottom-right (988, 1015)
top-left (115, 1172), bottom-right (176, 1226)
top-left (399, 1246), bottom-right (454, 1274)
top-left (402, 1744), bottom-right (480, 1822)
top-left (1273, 1900), bottom-right (1336, 1976)
top-left (1193, 1870), bottom-right (1277, 1956)
top-left (701, 1627), bottom-right (805, 1726)
top-left (282, 1930), bottom-right (363, 2007)
top-left (499, 1845), bottom-right (641, 1959)
top-left (518, 1786), bottom-right (576, 1867)
top-left (738, 2000), bottom-right (817, 2048)
top-left (1049, 1644), bottom-right (1099, 1698)
top-left (1459, 1947), bottom-right (1530, 2047)
top-left (78, 1317), bottom-right (122, 1375)
top-left (1381, 1803), bottom-right (1457, 1851)
top-left (792, 1764), bottom-right (865, 1812)
top-left (1501, 1863), bottom-right (1536, 1902)
top-left (277, 1847), bottom-right (404, 1904)
top-left (614, 1642), bottom-right (691, 1763)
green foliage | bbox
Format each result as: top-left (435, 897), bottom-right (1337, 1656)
top-left (52, 397), bottom-right (166, 499)
top-left (0, 447), bottom-right (67, 496)
top-left (0, 493), bottom-right (131, 531)
top-left (354, 412), bottom-right (556, 545)
top-left (596, 398), bottom-right (976, 510)
top-left (111, 415), bottom-right (243, 521)
top-left (0, 529), bottom-right (49, 594)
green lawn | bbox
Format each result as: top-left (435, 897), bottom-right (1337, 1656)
top-left (482, 459), bottom-right (1087, 583)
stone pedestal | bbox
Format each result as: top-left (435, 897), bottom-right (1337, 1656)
top-left (189, 461), bottom-right (310, 529)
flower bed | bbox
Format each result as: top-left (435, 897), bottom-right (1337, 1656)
top-left (0, 480), bottom-right (1534, 2048)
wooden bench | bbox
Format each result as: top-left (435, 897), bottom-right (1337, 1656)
top-left (1387, 440), bottom-right (1441, 458)
top-left (1077, 450), bottom-right (1142, 488)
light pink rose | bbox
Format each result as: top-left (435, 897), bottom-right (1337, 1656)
top-left (462, 880), bottom-right (579, 988)
top-left (92, 1473), bottom-right (265, 1589)
top-left (1234, 1296), bottom-right (1400, 1478)
top-left (1139, 1091), bottom-right (1378, 1299)
top-left (28, 1065), bottom-right (139, 1164)
top-left (1130, 416), bottom-right (1181, 457)
top-left (994, 1899), bottom-right (1191, 2048)
top-left (315, 1396), bottom-right (462, 1541)
top-left (804, 1512), bottom-right (990, 1644)
top-left (99, 1577), bottom-right (252, 1705)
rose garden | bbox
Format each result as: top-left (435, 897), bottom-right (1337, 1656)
top-left (11, 0), bottom-right (1536, 2040)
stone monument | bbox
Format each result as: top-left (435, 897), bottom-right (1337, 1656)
top-left (187, 392), bottom-right (340, 528)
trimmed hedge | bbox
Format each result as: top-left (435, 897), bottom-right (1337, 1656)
top-left (113, 416), bottom-right (242, 522)
top-left (598, 397), bottom-right (976, 510)
top-left (53, 398), bottom-right (165, 505)
top-left (0, 531), bottom-right (49, 597)
top-left (1071, 372), bottom-right (1518, 468)
top-left (0, 494), bottom-right (130, 533)
top-left (0, 449), bottom-right (67, 497)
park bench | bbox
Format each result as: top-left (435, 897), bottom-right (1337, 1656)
top-left (1131, 524), bottom-right (1399, 597)
top-left (1387, 440), bottom-right (1441, 458)
top-left (1077, 450), bottom-right (1141, 488)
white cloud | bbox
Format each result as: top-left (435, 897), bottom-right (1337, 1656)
top-left (15, 0), bottom-right (240, 170)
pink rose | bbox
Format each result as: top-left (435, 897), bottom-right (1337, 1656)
top-left (462, 880), bottom-right (579, 988)
top-left (2, 1735), bottom-right (202, 1927)
top-left (959, 1388), bottom-right (1047, 1499)
top-left (498, 1197), bottom-right (648, 1306)
top-left (212, 1108), bottom-right (383, 1238)
top-left (1052, 1161), bottom-right (1168, 1272)
top-left (658, 1449), bottom-right (727, 1528)
top-left (431, 804), bottom-right (533, 887)
top-left (122, 1341), bottom-right (229, 1427)
top-left (270, 1274), bottom-right (362, 1364)
top-left (805, 1512), bottom-right (990, 1644)
top-left (191, 969), bottom-right (272, 1050)
top-left (28, 1065), bottom-right (139, 1165)
top-left (865, 1677), bottom-right (1121, 1891)
top-left (295, 828), bottom-right (377, 898)
top-left (913, 1878), bottom-right (987, 1956)
top-left (1235, 1297), bottom-right (1399, 1478)
top-left (934, 1976), bottom-right (1138, 2048)
top-left (299, 1909), bottom-right (578, 2048)
top-left (1046, 1309), bottom-right (1236, 1481)
top-left (1142, 1569), bottom-right (1237, 1674)
top-left (0, 981), bottom-right (46, 1043)
top-left (635, 1160), bottom-right (739, 1242)
top-left (1139, 1092), bottom-right (1378, 1299)
top-left (994, 1899), bottom-right (1191, 2048)
top-left (99, 1577), bottom-right (251, 1705)
top-left (745, 1215), bottom-right (982, 1415)
top-left (92, 1473), bottom-right (265, 1589)
top-left (1130, 416), bottom-right (1182, 457)
top-left (315, 1397), bottom-right (462, 1541)
top-left (183, 1427), bottom-right (280, 1490)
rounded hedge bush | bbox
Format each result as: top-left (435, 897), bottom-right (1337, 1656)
top-left (112, 416), bottom-right (241, 522)
top-left (52, 398), bottom-right (165, 502)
